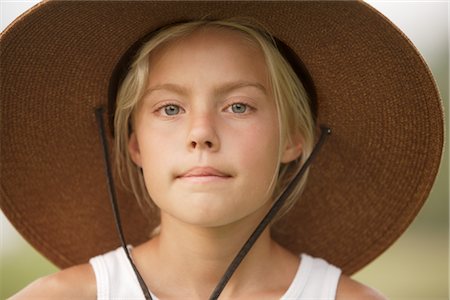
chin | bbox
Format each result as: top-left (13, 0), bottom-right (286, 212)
top-left (171, 203), bottom-right (267, 230)
top-left (175, 203), bottom-right (239, 227)
top-left (157, 190), bottom-right (271, 228)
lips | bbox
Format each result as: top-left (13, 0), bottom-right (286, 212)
top-left (177, 167), bottom-right (231, 179)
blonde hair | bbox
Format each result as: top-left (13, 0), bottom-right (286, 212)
top-left (114, 19), bottom-right (315, 224)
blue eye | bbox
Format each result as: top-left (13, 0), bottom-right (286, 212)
top-left (164, 104), bottom-right (180, 115)
top-left (231, 103), bottom-right (247, 113)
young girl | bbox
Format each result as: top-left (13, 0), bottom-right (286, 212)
top-left (1, 2), bottom-right (443, 300)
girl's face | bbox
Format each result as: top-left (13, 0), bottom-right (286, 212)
top-left (129, 28), bottom-right (300, 228)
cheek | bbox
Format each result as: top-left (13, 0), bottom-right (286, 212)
top-left (232, 119), bottom-right (280, 186)
top-left (135, 128), bottom-right (180, 195)
top-left (136, 118), bottom-right (184, 164)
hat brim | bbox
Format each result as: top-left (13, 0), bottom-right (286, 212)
top-left (0, 0), bottom-right (444, 274)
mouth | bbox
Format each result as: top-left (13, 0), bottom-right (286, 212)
top-left (176, 166), bottom-right (232, 183)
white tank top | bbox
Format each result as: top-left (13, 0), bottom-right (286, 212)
top-left (89, 246), bottom-right (341, 300)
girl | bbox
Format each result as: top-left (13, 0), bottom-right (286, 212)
top-left (1, 2), bottom-right (443, 299)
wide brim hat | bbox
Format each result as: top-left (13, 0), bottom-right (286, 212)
top-left (0, 1), bottom-right (444, 275)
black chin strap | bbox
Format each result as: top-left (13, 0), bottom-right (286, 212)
top-left (95, 107), bottom-right (153, 299)
top-left (95, 106), bottom-right (330, 300)
top-left (208, 125), bottom-right (330, 300)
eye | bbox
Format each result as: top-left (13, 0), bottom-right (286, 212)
top-left (230, 103), bottom-right (248, 114)
top-left (155, 103), bottom-right (183, 116)
top-left (164, 104), bottom-right (180, 115)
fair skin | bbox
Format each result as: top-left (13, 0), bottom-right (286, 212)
top-left (10, 28), bottom-right (386, 300)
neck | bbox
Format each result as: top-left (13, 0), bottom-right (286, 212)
top-left (142, 209), bottom-right (279, 299)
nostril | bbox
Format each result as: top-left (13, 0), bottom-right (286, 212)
top-left (189, 140), bottom-right (216, 150)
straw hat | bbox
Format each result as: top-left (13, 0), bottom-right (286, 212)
top-left (0, 0), bottom-right (444, 275)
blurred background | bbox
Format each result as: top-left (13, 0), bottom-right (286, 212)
top-left (1, 1), bottom-right (448, 299)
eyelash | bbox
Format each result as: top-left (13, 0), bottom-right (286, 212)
top-left (225, 101), bottom-right (255, 114)
top-left (154, 101), bottom-right (255, 116)
top-left (154, 102), bottom-right (185, 116)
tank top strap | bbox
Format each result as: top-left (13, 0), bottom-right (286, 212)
top-left (89, 245), bottom-right (157, 300)
top-left (281, 253), bottom-right (342, 299)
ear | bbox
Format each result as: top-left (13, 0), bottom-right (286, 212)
top-left (281, 133), bottom-right (303, 163)
top-left (128, 132), bottom-right (142, 167)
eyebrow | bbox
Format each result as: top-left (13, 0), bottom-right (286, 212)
top-left (215, 81), bottom-right (267, 96)
top-left (144, 83), bottom-right (188, 97)
top-left (144, 80), bottom-right (268, 97)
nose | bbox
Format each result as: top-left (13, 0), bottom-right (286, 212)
top-left (186, 113), bottom-right (220, 152)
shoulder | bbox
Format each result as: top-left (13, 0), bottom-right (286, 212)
top-left (336, 274), bottom-right (387, 300)
top-left (8, 263), bottom-right (96, 300)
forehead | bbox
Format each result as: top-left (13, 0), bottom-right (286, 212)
top-left (148, 25), bottom-right (264, 64)
top-left (145, 26), bottom-right (270, 89)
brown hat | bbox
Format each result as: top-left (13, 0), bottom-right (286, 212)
top-left (0, 0), bottom-right (444, 275)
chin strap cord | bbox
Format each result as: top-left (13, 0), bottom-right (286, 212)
top-left (95, 107), bottom-right (153, 300)
top-left (208, 125), bottom-right (331, 300)
top-left (96, 105), bottom-right (329, 300)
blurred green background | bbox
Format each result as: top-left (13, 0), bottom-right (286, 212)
top-left (1, 1), bottom-right (448, 299)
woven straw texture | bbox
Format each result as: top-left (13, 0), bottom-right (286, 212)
top-left (0, 1), bottom-right (444, 274)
